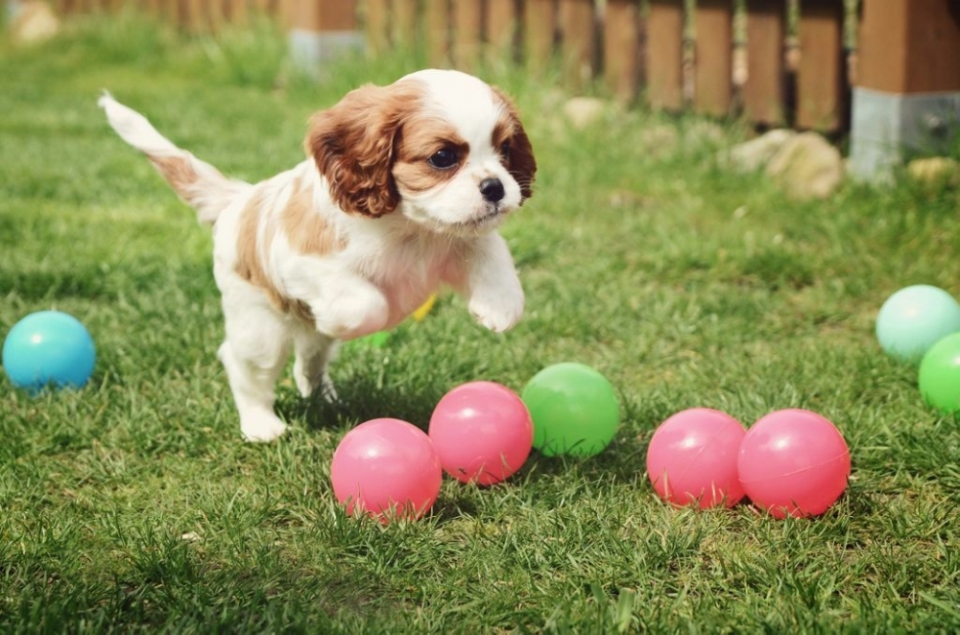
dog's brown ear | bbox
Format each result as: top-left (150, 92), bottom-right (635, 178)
top-left (493, 87), bottom-right (537, 202)
top-left (306, 82), bottom-right (421, 218)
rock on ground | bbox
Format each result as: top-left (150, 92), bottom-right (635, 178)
top-left (766, 132), bottom-right (845, 200)
top-left (11, 1), bottom-right (60, 45)
top-left (726, 129), bottom-right (797, 172)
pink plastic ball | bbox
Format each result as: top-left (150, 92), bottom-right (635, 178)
top-left (646, 408), bottom-right (747, 509)
top-left (738, 409), bottom-right (851, 519)
top-left (429, 381), bottom-right (533, 485)
top-left (330, 418), bottom-right (442, 522)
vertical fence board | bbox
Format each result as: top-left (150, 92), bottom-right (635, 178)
top-left (394, 0), bottom-right (421, 50)
top-left (796, 0), bottom-right (846, 131)
top-left (224, 0), bottom-right (247, 25)
top-left (603, 0), bottom-right (641, 102)
top-left (646, 0), bottom-right (684, 110)
top-left (452, 0), bottom-right (483, 70)
top-left (693, 0), bottom-right (733, 116)
top-left (183, 0), bottom-right (205, 31)
top-left (524, 0), bottom-right (556, 72)
top-left (139, 0), bottom-right (160, 17)
top-left (424, 0), bottom-right (451, 66)
top-left (743, 0), bottom-right (786, 125)
top-left (486, 0), bottom-right (518, 60)
top-left (364, 0), bottom-right (391, 56)
top-left (558, 0), bottom-right (595, 89)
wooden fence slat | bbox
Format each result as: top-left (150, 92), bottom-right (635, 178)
top-left (524, 0), bottom-right (556, 72)
top-left (603, 0), bottom-right (642, 103)
top-left (796, 0), bottom-right (846, 131)
top-left (289, 0), bottom-right (356, 31)
top-left (364, 0), bottom-right (391, 56)
top-left (452, 0), bottom-right (483, 70)
top-left (183, 0), bottom-right (204, 31)
top-left (394, 0), bottom-right (421, 50)
top-left (558, 0), bottom-right (595, 90)
top-left (646, 0), bottom-right (684, 111)
top-left (424, 0), bottom-right (451, 66)
top-left (693, 0), bottom-right (733, 117)
top-left (486, 0), bottom-right (519, 61)
top-left (742, 0), bottom-right (787, 126)
top-left (223, 0), bottom-right (247, 25)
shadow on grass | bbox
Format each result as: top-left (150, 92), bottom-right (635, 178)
top-left (275, 370), bottom-right (447, 434)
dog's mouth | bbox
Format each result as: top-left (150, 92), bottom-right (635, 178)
top-left (399, 200), bottom-right (512, 236)
top-left (456, 202), bottom-right (509, 231)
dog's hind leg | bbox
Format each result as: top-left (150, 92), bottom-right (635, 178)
top-left (292, 329), bottom-right (339, 402)
top-left (218, 304), bottom-right (292, 442)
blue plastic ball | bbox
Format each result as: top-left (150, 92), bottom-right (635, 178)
top-left (876, 285), bottom-right (960, 363)
top-left (2, 311), bottom-right (96, 392)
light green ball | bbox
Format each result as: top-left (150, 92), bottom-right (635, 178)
top-left (918, 332), bottom-right (960, 414)
top-left (521, 363), bottom-right (619, 457)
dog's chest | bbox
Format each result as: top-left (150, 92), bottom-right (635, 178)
top-left (359, 237), bottom-right (462, 324)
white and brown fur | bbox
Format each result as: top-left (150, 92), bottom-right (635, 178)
top-left (99, 69), bottom-right (536, 442)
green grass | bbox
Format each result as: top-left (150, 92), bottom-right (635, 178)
top-left (3, 13), bottom-right (960, 633)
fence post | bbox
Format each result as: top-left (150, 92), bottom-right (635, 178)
top-left (693, 0), bottom-right (733, 117)
top-left (795, 0), bottom-right (846, 131)
top-left (850, 0), bottom-right (960, 181)
top-left (602, 0), bottom-right (642, 103)
top-left (742, 0), bottom-right (787, 126)
top-left (288, 0), bottom-right (363, 75)
top-left (646, 0), bottom-right (684, 111)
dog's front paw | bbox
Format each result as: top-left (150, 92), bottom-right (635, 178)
top-left (314, 289), bottom-right (389, 340)
top-left (241, 411), bottom-right (288, 443)
top-left (469, 289), bottom-right (524, 333)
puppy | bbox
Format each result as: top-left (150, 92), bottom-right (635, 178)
top-left (100, 69), bottom-right (536, 442)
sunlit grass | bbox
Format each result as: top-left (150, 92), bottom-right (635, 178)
top-left (2, 14), bottom-right (960, 632)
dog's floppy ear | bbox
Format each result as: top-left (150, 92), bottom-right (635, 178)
top-left (493, 87), bottom-right (537, 202)
top-left (306, 82), bottom-right (421, 218)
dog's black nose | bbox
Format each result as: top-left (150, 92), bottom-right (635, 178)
top-left (479, 177), bottom-right (505, 203)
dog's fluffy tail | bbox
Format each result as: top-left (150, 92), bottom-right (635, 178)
top-left (99, 92), bottom-right (247, 225)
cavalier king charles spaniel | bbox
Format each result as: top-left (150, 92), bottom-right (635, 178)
top-left (100, 69), bottom-right (536, 442)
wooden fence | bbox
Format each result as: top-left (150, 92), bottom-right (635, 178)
top-left (36, 1), bottom-right (960, 136)
top-left (359, 0), bottom-right (855, 131)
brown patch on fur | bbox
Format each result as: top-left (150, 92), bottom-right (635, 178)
top-left (492, 87), bottom-right (537, 201)
top-left (392, 118), bottom-right (467, 195)
top-left (235, 191), bottom-right (314, 322)
top-left (281, 182), bottom-right (347, 257)
top-left (305, 80), bottom-right (425, 218)
top-left (150, 155), bottom-right (202, 199)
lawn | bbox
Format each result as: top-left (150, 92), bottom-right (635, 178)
top-left (2, 13), bottom-right (960, 633)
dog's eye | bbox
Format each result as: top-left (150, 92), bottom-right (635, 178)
top-left (428, 148), bottom-right (459, 170)
top-left (500, 140), bottom-right (511, 159)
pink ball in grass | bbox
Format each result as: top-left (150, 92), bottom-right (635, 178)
top-left (738, 409), bottom-right (851, 519)
top-left (331, 418), bottom-right (442, 522)
top-left (429, 381), bottom-right (533, 486)
top-left (646, 408), bottom-right (747, 509)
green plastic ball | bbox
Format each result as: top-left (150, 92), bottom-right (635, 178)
top-left (521, 362), bottom-right (619, 457)
top-left (918, 332), bottom-right (960, 413)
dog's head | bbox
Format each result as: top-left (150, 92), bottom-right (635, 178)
top-left (306, 69), bottom-right (536, 235)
